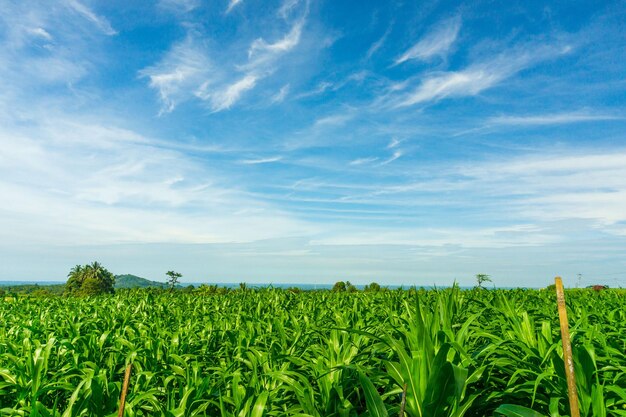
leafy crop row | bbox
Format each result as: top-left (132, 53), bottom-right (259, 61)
top-left (1, 287), bottom-right (624, 416)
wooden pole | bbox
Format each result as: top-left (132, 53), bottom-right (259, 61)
top-left (398, 383), bottom-right (407, 417)
top-left (554, 277), bottom-right (580, 417)
top-left (117, 363), bottom-right (132, 417)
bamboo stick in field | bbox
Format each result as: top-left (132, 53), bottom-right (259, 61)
top-left (555, 277), bottom-right (580, 417)
top-left (399, 383), bottom-right (407, 417)
top-left (118, 363), bottom-right (132, 417)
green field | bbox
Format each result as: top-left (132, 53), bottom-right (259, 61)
top-left (1, 287), bottom-right (625, 416)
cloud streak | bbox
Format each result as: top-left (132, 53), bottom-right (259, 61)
top-left (208, 75), bottom-right (258, 112)
top-left (143, 3), bottom-right (307, 113)
top-left (487, 111), bottom-right (622, 126)
top-left (366, 24), bottom-right (393, 60)
top-left (225, 0), bottom-right (243, 14)
top-left (65, 0), bottom-right (117, 35)
top-left (396, 42), bottom-right (573, 107)
top-left (394, 16), bottom-right (460, 65)
top-left (140, 38), bottom-right (212, 114)
top-left (241, 156), bottom-right (283, 164)
top-left (271, 84), bottom-right (290, 103)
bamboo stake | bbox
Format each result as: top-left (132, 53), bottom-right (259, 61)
top-left (117, 363), bottom-right (132, 417)
top-left (398, 383), bottom-right (407, 417)
top-left (555, 277), bottom-right (580, 417)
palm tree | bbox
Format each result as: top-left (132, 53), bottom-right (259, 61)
top-left (66, 262), bottom-right (115, 295)
top-left (66, 264), bottom-right (85, 293)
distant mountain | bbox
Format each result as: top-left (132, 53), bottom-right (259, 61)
top-left (114, 274), bottom-right (167, 289)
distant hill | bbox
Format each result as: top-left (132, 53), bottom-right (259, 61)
top-left (114, 274), bottom-right (167, 289)
top-left (1, 274), bottom-right (173, 294)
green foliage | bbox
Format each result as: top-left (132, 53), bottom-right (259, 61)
top-left (166, 270), bottom-right (182, 291)
top-left (65, 262), bottom-right (115, 296)
top-left (0, 288), bottom-right (624, 416)
top-left (494, 404), bottom-right (546, 416)
top-left (476, 273), bottom-right (492, 288)
top-left (115, 274), bottom-right (166, 289)
top-left (332, 280), bottom-right (357, 292)
top-left (364, 282), bottom-right (382, 292)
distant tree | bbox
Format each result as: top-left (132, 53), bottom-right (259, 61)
top-left (66, 262), bottom-right (115, 296)
top-left (475, 274), bottom-right (492, 289)
top-left (166, 271), bottom-right (182, 291)
top-left (198, 284), bottom-right (217, 295)
top-left (66, 264), bottom-right (85, 294)
top-left (31, 288), bottom-right (52, 298)
top-left (332, 281), bottom-right (346, 292)
top-left (346, 281), bottom-right (357, 293)
top-left (364, 282), bottom-right (381, 292)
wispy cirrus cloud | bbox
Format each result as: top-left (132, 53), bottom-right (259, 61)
top-left (240, 156), bottom-right (283, 164)
top-left (206, 74), bottom-right (259, 112)
top-left (65, 0), bottom-right (117, 35)
top-left (0, 114), bottom-right (314, 246)
top-left (366, 24), bottom-right (393, 60)
top-left (313, 113), bottom-right (353, 127)
top-left (225, 0), bottom-right (243, 14)
top-left (487, 111), bottom-right (622, 126)
top-left (278, 0), bottom-right (301, 19)
top-left (387, 137), bottom-right (401, 149)
top-left (349, 157), bottom-right (379, 166)
top-left (28, 27), bottom-right (53, 40)
top-left (394, 16), bottom-right (460, 65)
top-left (271, 84), bottom-right (290, 103)
top-left (159, 0), bottom-right (200, 13)
top-left (456, 150), bottom-right (626, 226)
top-left (143, 1), bottom-right (308, 113)
top-left (140, 37), bottom-right (212, 114)
top-left (0, 0), bottom-right (115, 92)
top-left (395, 42), bottom-right (573, 107)
top-left (380, 150), bottom-right (403, 165)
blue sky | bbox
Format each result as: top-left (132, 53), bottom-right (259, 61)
top-left (1, 0), bottom-right (626, 287)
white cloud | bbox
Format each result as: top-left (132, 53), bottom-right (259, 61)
top-left (349, 157), bottom-right (379, 166)
top-left (241, 156), bottom-right (283, 164)
top-left (387, 137), bottom-right (401, 149)
top-left (0, 117), bottom-right (315, 246)
top-left (65, 0), bottom-right (117, 35)
top-left (226, 0), bottom-right (243, 14)
top-left (395, 16), bottom-right (461, 65)
top-left (456, 150), bottom-right (626, 226)
top-left (366, 24), bottom-right (392, 60)
top-left (278, 0), bottom-right (301, 19)
top-left (28, 27), bottom-right (53, 40)
top-left (140, 38), bottom-right (212, 114)
top-left (143, 8), bottom-right (306, 113)
top-left (271, 84), bottom-right (290, 103)
top-left (208, 74), bottom-right (258, 112)
top-left (248, 19), bottom-right (304, 64)
top-left (380, 150), bottom-right (403, 165)
top-left (487, 111), bottom-right (622, 126)
top-left (296, 81), bottom-right (333, 98)
top-left (314, 113), bottom-right (353, 127)
top-left (309, 224), bottom-right (556, 248)
top-left (397, 42), bottom-right (572, 107)
top-left (159, 0), bottom-right (200, 13)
